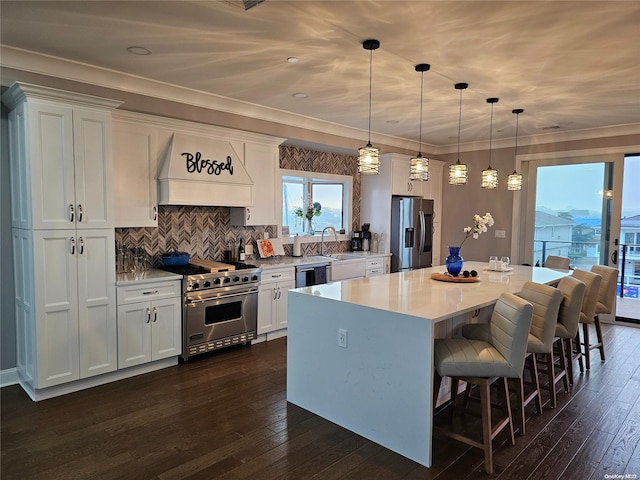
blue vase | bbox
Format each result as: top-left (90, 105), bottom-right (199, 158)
top-left (446, 246), bottom-right (464, 276)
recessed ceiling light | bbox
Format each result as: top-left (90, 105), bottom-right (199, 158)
top-left (292, 93), bottom-right (307, 98)
top-left (127, 46), bottom-right (152, 56)
top-left (287, 57), bottom-right (299, 63)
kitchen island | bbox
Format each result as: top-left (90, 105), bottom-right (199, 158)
top-left (286, 262), bottom-right (570, 468)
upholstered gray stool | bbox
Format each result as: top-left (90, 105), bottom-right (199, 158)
top-left (589, 264), bottom-right (617, 365)
top-left (462, 281), bottom-right (562, 432)
top-left (434, 293), bottom-right (534, 474)
top-left (552, 276), bottom-right (586, 387)
top-left (544, 255), bottom-right (570, 269)
top-left (571, 269), bottom-right (602, 372)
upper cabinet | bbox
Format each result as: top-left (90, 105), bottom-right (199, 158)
top-left (391, 156), bottom-right (424, 197)
top-left (2, 84), bottom-right (121, 230)
top-left (112, 115), bottom-right (158, 227)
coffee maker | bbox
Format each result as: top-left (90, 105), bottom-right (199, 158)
top-left (351, 224), bottom-right (372, 252)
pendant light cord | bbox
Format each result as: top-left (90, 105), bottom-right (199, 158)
top-left (418, 72), bottom-right (424, 155)
top-left (367, 48), bottom-right (373, 145)
top-left (514, 111), bottom-right (520, 158)
top-left (456, 88), bottom-right (463, 162)
top-left (488, 102), bottom-right (494, 168)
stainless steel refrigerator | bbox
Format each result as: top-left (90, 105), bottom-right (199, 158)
top-left (390, 196), bottom-right (434, 272)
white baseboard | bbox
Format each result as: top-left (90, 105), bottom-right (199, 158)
top-left (0, 368), bottom-right (19, 388)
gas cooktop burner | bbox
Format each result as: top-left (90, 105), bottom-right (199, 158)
top-left (160, 260), bottom-right (262, 293)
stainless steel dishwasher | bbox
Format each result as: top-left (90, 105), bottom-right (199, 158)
top-left (295, 263), bottom-right (329, 287)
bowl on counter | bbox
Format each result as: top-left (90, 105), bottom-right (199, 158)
top-left (161, 251), bottom-right (190, 266)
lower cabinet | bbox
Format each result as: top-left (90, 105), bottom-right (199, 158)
top-left (365, 256), bottom-right (391, 277)
top-left (116, 280), bottom-right (182, 368)
top-left (258, 267), bottom-right (295, 335)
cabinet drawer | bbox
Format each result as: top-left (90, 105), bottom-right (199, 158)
top-left (261, 268), bottom-right (295, 283)
top-left (117, 281), bottom-right (181, 304)
top-left (366, 258), bottom-right (383, 269)
top-left (366, 267), bottom-right (384, 277)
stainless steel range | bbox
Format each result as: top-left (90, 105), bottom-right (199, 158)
top-left (161, 261), bottom-right (261, 360)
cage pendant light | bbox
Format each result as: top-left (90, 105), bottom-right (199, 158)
top-left (358, 39), bottom-right (381, 175)
top-left (409, 63), bottom-right (431, 181)
top-left (507, 108), bottom-right (524, 191)
top-left (481, 97), bottom-right (499, 189)
top-left (449, 83), bottom-right (469, 185)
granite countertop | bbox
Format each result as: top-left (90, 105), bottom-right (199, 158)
top-left (116, 269), bottom-right (182, 286)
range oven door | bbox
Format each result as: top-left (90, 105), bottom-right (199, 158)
top-left (184, 285), bottom-right (258, 353)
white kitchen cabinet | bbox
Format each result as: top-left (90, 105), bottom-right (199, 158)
top-left (3, 84), bottom-right (120, 230)
top-left (112, 116), bottom-right (158, 227)
top-left (17, 228), bottom-right (117, 389)
top-left (117, 280), bottom-right (182, 368)
top-left (391, 156), bottom-right (424, 197)
top-left (257, 267), bottom-right (295, 335)
top-left (329, 259), bottom-right (367, 281)
top-left (365, 256), bottom-right (391, 277)
top-left (230, 141), bottom-right (283, 226)
top-left (3, 83), bottom-right (121, 397)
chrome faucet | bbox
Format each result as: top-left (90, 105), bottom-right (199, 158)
top-left (321, 226), bottom-right (338, 256)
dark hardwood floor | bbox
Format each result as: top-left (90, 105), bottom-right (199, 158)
top-left (2, 322), bottom-right (640, 479)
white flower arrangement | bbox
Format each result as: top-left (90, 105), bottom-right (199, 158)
top-left (459, 212), bottom-right (494, 248)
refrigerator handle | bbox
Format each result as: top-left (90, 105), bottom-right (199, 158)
top-left (419, 210), bottom-right (425, 253)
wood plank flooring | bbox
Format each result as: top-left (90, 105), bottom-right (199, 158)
top-left (2, 322), bottom-right (640, 479)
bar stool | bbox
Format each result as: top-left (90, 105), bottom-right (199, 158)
top-left (571, 269), bottom-right (602, 372)
top-left (461, 282), bottom-right (562, 431)
top-left (588, 265), bottom-right (617, 363)
top-left (434, 293), bottom-right (534, 474)
top-left (544, 255), bottom-right (570, 269)
top-left (552, 276), bottom-right (586, 386)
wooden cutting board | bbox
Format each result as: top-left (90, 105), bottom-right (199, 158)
top-left (430, 272), bottom-right (480, 283)
top-left (190, 259), bottom-right (235, 272)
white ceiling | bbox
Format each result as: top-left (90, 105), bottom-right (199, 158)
top-left (1, 0), bottom-right (639, 149)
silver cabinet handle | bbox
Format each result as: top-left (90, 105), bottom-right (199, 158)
top-left (146, 307), bottom-right (151, 323)
top-left (142, 290), bottom-right (159, 295)
top-left (277, 287), bottom-right (282, 300)
top-left (69, 204), bottom-right (75, 222)
top-left (70, 236), bottom-right (76, 255)
top-left (153, 206), bottom-right (158, 221)
top-left (78, 237), bottom-right (85, 255)
top-left (271, 274), bottom-right (282, 278)
top-left (153, 306), bottom-right (158, 322)
top-left (273, 287), bottom-right (278, 300)
top-left (77, 204), bottom-right (83, 222)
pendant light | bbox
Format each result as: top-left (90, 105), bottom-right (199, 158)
top-left (409, 63), bottom-right (430, 181)
top-left (358, 39), bottom-right (381, 175)
top-left (448, 82), bottom-right (469, 185)
top-left (481, 97), bottom-right (499, 189)
top-left (507, 108), bottom-right (524, 191)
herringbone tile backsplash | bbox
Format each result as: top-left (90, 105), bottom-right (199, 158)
top-left (115, 145), bottom-right (359, 266)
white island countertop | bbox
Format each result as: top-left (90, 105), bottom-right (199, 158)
top-left (286, 262), bottom-right (570, 469)
top-left (292, 261), bottom-right (568, 323)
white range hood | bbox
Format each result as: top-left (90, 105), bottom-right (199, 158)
top-left (157, 133), bottom-right (253, 206)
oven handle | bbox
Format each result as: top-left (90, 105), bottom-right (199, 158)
top-left (186, 289), bottom-right (258, 305)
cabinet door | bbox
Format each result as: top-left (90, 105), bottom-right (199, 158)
top-left (72, 108), bottom-right (114, 229)
top-left (391, 159), bottom-right (422, 197)
top-left (274, 279), bottom-right (295, 329)
top-left (28, 102), bottom-right (77, 230)
top-left (77, 229), bottom-right (117, 378)
top-left (32, 230), bottom-right (80, 388)
top-left (112, 122), bottom-right (158, 227)
top-left (257, 283), bottom-right (277, 334)
top-left (151, 296), bottom-right (182, 360)
top-left (117, 302), bottom-right (152, 368)
top-left (230, 143), bottom-right (279, 226)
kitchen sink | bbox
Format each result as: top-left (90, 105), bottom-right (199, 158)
top-left (314, 253), bottom-right (360, 261)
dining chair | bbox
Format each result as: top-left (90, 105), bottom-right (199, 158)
top-left (433, 293), bottom-right (534, 474)
top-left (461, 281), bottom-right (562, 431)
top-left (588, 265), bottom-right (617, 364)
top-left (571, 269), bottom-right (603, 372)
top-left (551, 275), bottom-right (586, 387)
top-left (544, 255), bottom-right (570, 270)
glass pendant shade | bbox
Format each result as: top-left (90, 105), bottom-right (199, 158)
top-left (449, 160), bottom-right (468, 185)
top-left (358, 39), bottom-right (381, 175)
top-left (507, 172), bottom-right (523, 191)
top-left (481, 167), bottom-right (498, 189)
top-left (449, 83), bottom-right (469, 185)
top-left (409, 155), bottom-right (430, 181)
top-left (508, 108), bottom-right (524, 191)
top-left (358, 143), bottom-right (380, 175)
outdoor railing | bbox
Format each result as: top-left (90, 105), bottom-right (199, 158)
top-left (533, 239), bottom-right (640, 299)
